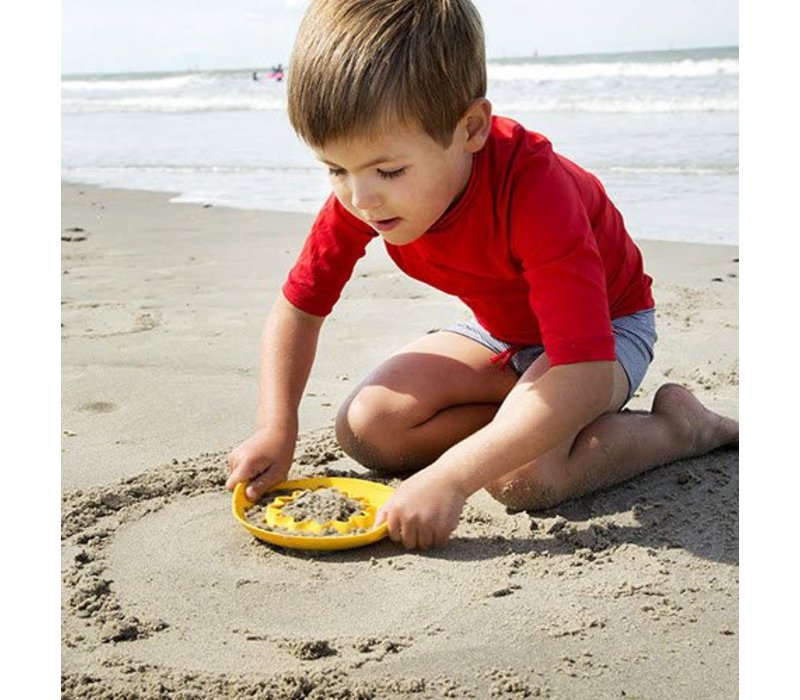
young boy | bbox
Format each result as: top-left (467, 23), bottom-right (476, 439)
top-left (225, 0), bottom-right (738, 550)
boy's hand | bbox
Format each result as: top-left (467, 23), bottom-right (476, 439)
top-left (375, 470), bottom-right (467, 550)
top-left (225, 426), bottom-right (296, 501)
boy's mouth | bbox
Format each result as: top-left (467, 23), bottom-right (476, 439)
top-left (369, 217), bottom-right (401, 232)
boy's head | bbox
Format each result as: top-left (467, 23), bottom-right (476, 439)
top-left (287, 0), bottom-right (487, 149)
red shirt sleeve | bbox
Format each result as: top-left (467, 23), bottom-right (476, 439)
top-left (282, 194), bottom-right (375, 316)
top-left (508, 151), bottom-right (616, 366)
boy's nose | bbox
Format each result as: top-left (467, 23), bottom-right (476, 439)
top-left (350, 182), bottom-right (381, 212)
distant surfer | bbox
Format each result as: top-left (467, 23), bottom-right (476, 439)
top-left (253, 66), bottom-right (284, 82)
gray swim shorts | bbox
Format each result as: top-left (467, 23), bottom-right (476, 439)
top-left (444, 308), bottom-right (657, 404)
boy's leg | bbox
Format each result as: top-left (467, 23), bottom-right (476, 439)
top-left (335, 331), bottom-right (518, 472)
top-left (484, 353), bottom-right (739, 511)
top-left (337, 330), bottom-right (739, 511)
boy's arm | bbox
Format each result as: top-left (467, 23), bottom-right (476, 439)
top-left (377, 360), bottom-right (615, 549)
top-left (226, 293), bottom-right (324, 500)
top-left (438, 360), bottom-right (614, 493)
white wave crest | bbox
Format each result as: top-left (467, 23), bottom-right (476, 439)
top-left (605, 165), bottom-right (739, 175)
top-left (494, 97), bottom-right (738, 113)
top-left (61, 74), bottom-right (203, 93)
top-left (487, 58), bottom-right (738, 82)
top-left (61, 95), bottom-right (287, 114)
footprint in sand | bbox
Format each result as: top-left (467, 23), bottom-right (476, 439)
top-left (78, 401), bottom-right (118, 414)
top-left (62, 226), bottom-right (87, 242)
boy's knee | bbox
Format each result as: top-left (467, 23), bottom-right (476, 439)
top-left (334, 390), bottom-right (406, 473)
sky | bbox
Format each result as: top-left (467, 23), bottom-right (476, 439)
top-left (61, 0), bottom-right (738, 75)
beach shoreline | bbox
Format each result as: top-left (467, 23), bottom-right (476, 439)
top-left (61, 181), bottom-right (738, 698)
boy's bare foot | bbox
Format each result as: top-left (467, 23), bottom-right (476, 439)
top-left (652, 383), bottom-right (739, 457)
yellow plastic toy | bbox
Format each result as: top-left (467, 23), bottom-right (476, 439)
top-left (232, 477), bottom-right (395, 551)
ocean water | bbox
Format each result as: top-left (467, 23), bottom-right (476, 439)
top-left (61, 46), bottom-right (738, 245)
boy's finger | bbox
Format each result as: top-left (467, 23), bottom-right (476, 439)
top-left (416, 527), bottom-right (434, 551)
top-left (400, 522), bottom-right (418, 550)
top-left (227, 448), bottom-right (240, 473)
top-left (224, 464), bottom-right (243, 490)
top-left (227, 453), bottom-right (272, 488)
top-left (245, 468), bottom-right (281, 501)
top-left (385, 512), bottom-right (403, 544)
top-left (224, 462), bottom-right (252, 490)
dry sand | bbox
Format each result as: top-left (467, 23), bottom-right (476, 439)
top-left (61, 182), bottom-right (738, 698)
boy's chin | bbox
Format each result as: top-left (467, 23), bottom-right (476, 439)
top-left (377, 227), bottom-right (425, 245)
top-left (366, 217), bottom-right (430, 245)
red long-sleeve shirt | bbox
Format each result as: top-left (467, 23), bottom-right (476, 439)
top-left (283, 116), bottom-right (654, 366)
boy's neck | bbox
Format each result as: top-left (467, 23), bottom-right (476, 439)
top-left (445, 153), bottom-right (476, 215)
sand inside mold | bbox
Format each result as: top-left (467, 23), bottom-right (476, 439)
top-left (280, 487), bottom-right (364, 523)
top-left (245, 486), bottom-right (369, 536)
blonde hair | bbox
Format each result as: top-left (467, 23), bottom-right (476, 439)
top-left (287, 0), bottom-right (486, 148)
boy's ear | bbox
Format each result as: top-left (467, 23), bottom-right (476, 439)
top-left (461, 98), bottom-right (493, 153)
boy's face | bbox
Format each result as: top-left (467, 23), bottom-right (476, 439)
top-left (314, 121), bottom-right (474, 245)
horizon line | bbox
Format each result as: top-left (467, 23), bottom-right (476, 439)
top-left (62, 43), bottom-right (738, 80)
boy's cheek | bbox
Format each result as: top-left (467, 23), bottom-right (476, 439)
top-left (331, 188), bottom-right (351, 211)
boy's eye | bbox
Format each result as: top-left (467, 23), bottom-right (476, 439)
top-left (326, 166), bottom-right (406, 180)
top-left (378, 168), bottom-right (406, 180)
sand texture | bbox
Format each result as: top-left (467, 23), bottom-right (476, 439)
top-left (279, 487), bottom-right (365, 524)
top-left (61, 183), bottom-right (738, 698)
top-left (244, 487), bottom-right (370, 536)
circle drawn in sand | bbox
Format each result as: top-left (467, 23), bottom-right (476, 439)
top-left (62, 426), bottom-right (739, 699)
top-left (108, 490), bottom-right (466, 639)
top-left (61, 430), bottom-right (495, 698)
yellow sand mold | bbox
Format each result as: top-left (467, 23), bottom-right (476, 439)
top-left (232, 477), bottom-right (394, 551)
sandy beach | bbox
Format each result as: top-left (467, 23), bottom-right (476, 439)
top-left (61, 181), bottom-right (739, 698)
